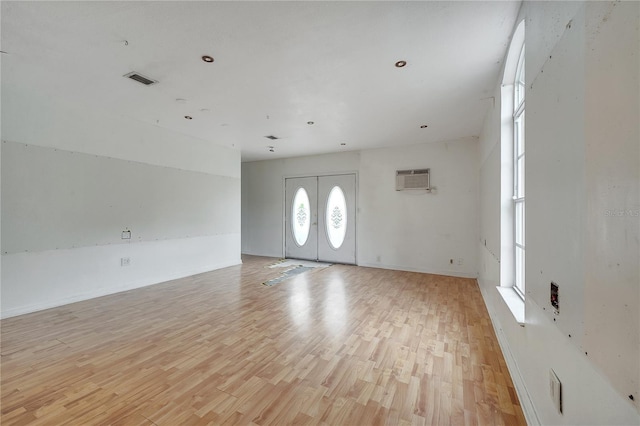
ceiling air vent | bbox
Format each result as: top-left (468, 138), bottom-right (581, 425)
top-left (123, 71), bottom-right (158, 86)
top-left (396, 169), bottom-right (430, 191)
top-left (265, 135), bottom-right (279, 140)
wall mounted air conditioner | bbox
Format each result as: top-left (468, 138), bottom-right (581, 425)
top-left (396, 169), bottom-right (430, 191)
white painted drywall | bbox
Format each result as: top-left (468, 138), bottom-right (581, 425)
top-left (1, 7), bottom-right (3, 300)
top-left (478, 112), bottom-right (500, 267)
top-left (0, 69), bottom-right (2, 303)
top-left (582, 1), bottom-right (639, 409)
top-left (2, 235), bottom-right (239, 319)
top-left (357, 139), bottom-right (478, 277)
top-left (2, 142), bottom-right (239, 254)
top-left (1, 87), bottom-right (239, 179)
top-left (525, 2), bottom-right (588, 343)
top-left (0, 112), bottom-right (2, 302)
top-left (1, 91), bottom-right (241, 318)
top-left (242, 137), bottom-right (479, 278)
top-left (478, 1), bottom-right (639, 424)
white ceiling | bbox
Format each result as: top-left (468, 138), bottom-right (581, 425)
top-left (1, 1), bottom-right (520, 162)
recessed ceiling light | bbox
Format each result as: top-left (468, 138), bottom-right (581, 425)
top-left (265, 135), bottom-right (279, 140)
top-left (420, 124), bottom-right (428, 128)
top-left (176, 98), bottom-right (187, 104)
top-left (202, 55), bottom-right (214, 63)
top-left (395, 60), bottom-right (407, 68)
top-left (184, 115), bottom-right (193, 120)
top-left (307, 121), bottom-right (314, 125)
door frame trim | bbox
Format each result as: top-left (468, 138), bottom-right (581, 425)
top-left (282, 171), bottom-right (358, 264)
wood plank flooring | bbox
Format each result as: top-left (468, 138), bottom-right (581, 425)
top-left (1, 255), bottom-right (525, 425)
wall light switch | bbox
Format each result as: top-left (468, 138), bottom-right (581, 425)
top-left (121, 257), bottom-right (130, 267)
top-left (549, 369), bottom-right (562, 414)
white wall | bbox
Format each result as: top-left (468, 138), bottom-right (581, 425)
top-left (0, 35), bottom-right (3, 307)
top-left (242, 137), bottom-right (479, 278)
top-left (358, 140), bottom-right (478, 277)
top-left (478, 1), bottom-right (639, 424)
top-left (1, 88), bottom-right (241, 318)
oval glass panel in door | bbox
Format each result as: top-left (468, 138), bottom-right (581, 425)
top-left (325, 186), bottom-right (347, 249)
top-left (292, 188), bottom-right (311, 246)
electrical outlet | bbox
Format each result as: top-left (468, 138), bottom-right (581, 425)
top-left (457, 258), bottom-right (463, 266)
top-left (549, 369), bottom-right (562, 414)
top-left (121, 230), bottom-right (131, 240)
top-left (121, 257), bottom-right (131, 267)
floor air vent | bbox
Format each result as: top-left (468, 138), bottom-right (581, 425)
top-left (123, 71), bottom-right (158, 86)
top-left (396, 169), bottom-right (430, 191)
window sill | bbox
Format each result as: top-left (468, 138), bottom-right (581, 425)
top-left (496, 286), bottom-right (525, 326)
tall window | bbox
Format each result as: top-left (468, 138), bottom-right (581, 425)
top-left (513, 45), bottom-right (525, 297)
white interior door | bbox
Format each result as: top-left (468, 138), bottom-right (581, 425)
top-left (285, 174), bottom-right (356, 264)
top-left (317, 174), bottom-right (356, 264)
top-left (285, 177), bottom-right (318, 261)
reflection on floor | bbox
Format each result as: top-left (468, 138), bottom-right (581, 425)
top-left (263, 258), bottom-right (332, 286)
top-left (0, 255), bottom-right (526, 425)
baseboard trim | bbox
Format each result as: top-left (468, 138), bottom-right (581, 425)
top-left (0, 259), bottom-right (242, 319)
top-left (357, 261), bottom-right (478, 279)
top-left (477, 278), bottom-right (540, 426)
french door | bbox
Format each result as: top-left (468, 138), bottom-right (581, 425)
top-left (284, 174), bottom-right (356, 264)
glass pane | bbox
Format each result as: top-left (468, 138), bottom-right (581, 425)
top-left (514, 46), bottom-right (525, 107)
top-left (518, 114), bottom-right (525, 155)
top-left (514, 81), bottom-right (524, 108)
top-left (292, 188), bottom-right (311, 246)
top-left (325, 186), bottom-right (347, 249)
top-left (515, 201), bottom-right (524, 246)
top-left (517, 156), bottom-right (525, 198)
top-left (515, 82), bottom-right (524, 107)
top-left (515, 246), bottom-right (525, 293)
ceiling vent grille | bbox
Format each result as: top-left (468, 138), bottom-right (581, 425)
top-left (123, 71), bottom-right (158, 86)
top-left (396, 169), bottom-right (430, 191)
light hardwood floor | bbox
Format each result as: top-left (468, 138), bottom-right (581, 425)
top-left (1, 255), bottom-right (525, 425)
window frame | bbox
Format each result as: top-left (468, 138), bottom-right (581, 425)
top-left (512, 44), bottom-right (526, 299)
